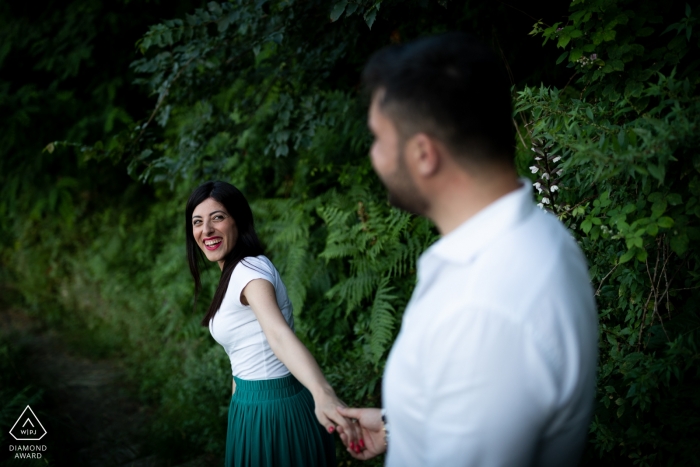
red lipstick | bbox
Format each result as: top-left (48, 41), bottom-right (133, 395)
top-left (203, 236), bottom-right (223, 251)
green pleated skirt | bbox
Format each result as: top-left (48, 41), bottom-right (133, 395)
top-left (225, 374), bottom-right (336, 467)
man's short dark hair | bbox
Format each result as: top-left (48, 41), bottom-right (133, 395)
top-left (362, 32), bottom-right (515, 168)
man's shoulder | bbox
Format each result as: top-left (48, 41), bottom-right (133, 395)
top-left (464, 209), bottom-right (592, 318)
top-left (484, 208), bottom-right (584, 275)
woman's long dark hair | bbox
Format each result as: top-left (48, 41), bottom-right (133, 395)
top-left (185, 181), bottom-right (264, 326)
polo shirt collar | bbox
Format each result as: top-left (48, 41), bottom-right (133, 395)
top-left (426, 178), bottom-right (536, 265)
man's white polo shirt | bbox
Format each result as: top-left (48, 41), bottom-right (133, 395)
top-left (383, 179), bottom-right (598, 466)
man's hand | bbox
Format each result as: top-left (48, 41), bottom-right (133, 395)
top-left (335, 407), bottom-right (387, 460)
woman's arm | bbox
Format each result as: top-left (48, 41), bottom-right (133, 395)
top-left (242, 279), bottom-right (362, 452)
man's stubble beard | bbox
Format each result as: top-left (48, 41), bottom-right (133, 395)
top-left (383, 143), bottom-right (429, 216)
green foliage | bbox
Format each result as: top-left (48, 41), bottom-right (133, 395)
top-left (520, 1), bottom-right (700, 464)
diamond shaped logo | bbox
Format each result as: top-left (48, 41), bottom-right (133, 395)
top-left (9, 406), bottom-right (46, 441)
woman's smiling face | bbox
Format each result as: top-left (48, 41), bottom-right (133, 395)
top-left (192, 197), bottom-right (238, 269)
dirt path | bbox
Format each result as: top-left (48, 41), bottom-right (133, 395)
top-left (0, 308), bottom-right (210, 467)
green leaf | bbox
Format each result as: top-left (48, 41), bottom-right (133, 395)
top-left (667, 193), bottom-right (682, 205)
top-left (657, 217), bottom-right (674, 228)
top-left (646, 223), bottom-right (659, 236)
top-left (603, 29), bottom-right (617, 42)
top-left (636, 248), bottom-right (648, 262)
top-left (648, 192), bottom-right (663, 202)
top-left (330, 1), bottom-right (347, 21)
top-left (620, 249), bottom-right (636, 264)
top-left (364, 7), bottom-right (378, 29)
top-left (569, 49), bottom-right (583, 62)
top-left (207, 2), bottom-right (222, 15)
top-left (651, 200), bottom-right (668, 218)
top-left (581, 218), bottom-right (593, 234)
top-left (609, 59), bottom-right (624, 71)
top-left (670, 233), bottom-right (689, 255)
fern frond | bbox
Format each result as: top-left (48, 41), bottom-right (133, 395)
top-left (368, 275), bottom-right (396, 363)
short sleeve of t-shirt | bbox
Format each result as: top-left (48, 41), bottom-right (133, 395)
top-left (229, 256), bottom-right (275, 306)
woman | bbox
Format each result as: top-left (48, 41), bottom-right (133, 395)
top-left (185, 181), bottom-right (362, 467)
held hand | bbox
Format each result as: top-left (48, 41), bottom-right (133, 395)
top-left (335, 407), bottom-right (386, 460)
top-left (312, 388), bottom-right (362, 452)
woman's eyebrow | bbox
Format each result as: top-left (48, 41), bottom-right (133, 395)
top-left (192, 210), bottom-right (226, 219)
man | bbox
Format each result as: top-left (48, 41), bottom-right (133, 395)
top-left (336, 32), bottom-right (598, 466)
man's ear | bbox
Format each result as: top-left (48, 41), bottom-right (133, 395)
top-left (406, 133), bottom-right (440, 177)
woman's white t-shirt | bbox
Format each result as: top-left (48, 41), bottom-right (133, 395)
top-left (209, 255), bottom-right (293, 380)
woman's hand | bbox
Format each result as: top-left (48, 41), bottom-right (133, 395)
top-left (336, 407), bottom-right (386, 460)
top-left (312, 387), bottom-right (363, 454)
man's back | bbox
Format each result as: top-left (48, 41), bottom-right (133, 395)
top-left (383, 181), bottom-right (598, 466)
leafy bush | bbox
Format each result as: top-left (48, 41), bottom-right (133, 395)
top-left (522, 1), bottom-right (700, 464)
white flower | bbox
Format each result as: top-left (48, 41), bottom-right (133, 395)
top-left (542, 197), bottom-right (551, 204)
top-left (531, 147), bottom-right (536, 152)
top-left (542, 172), bottom-right (550, 180)
top-left (537, 203), bottom-right (544, 209)
top-left (552, 156), bottom-right (561, 163)
top-left (551, 185), bottom-right (559, 192)
top-left (535, 156), bottom-right (542, 161)
top-left (557, 169), bottom-right (564, 176)
top-left (529, 166), bottom-right (539, 174)
top-left (533, 182), bottom-right (543, 193)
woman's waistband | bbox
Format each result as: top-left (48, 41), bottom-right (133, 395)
top-left (232, 373), bottom-right (305, 402)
